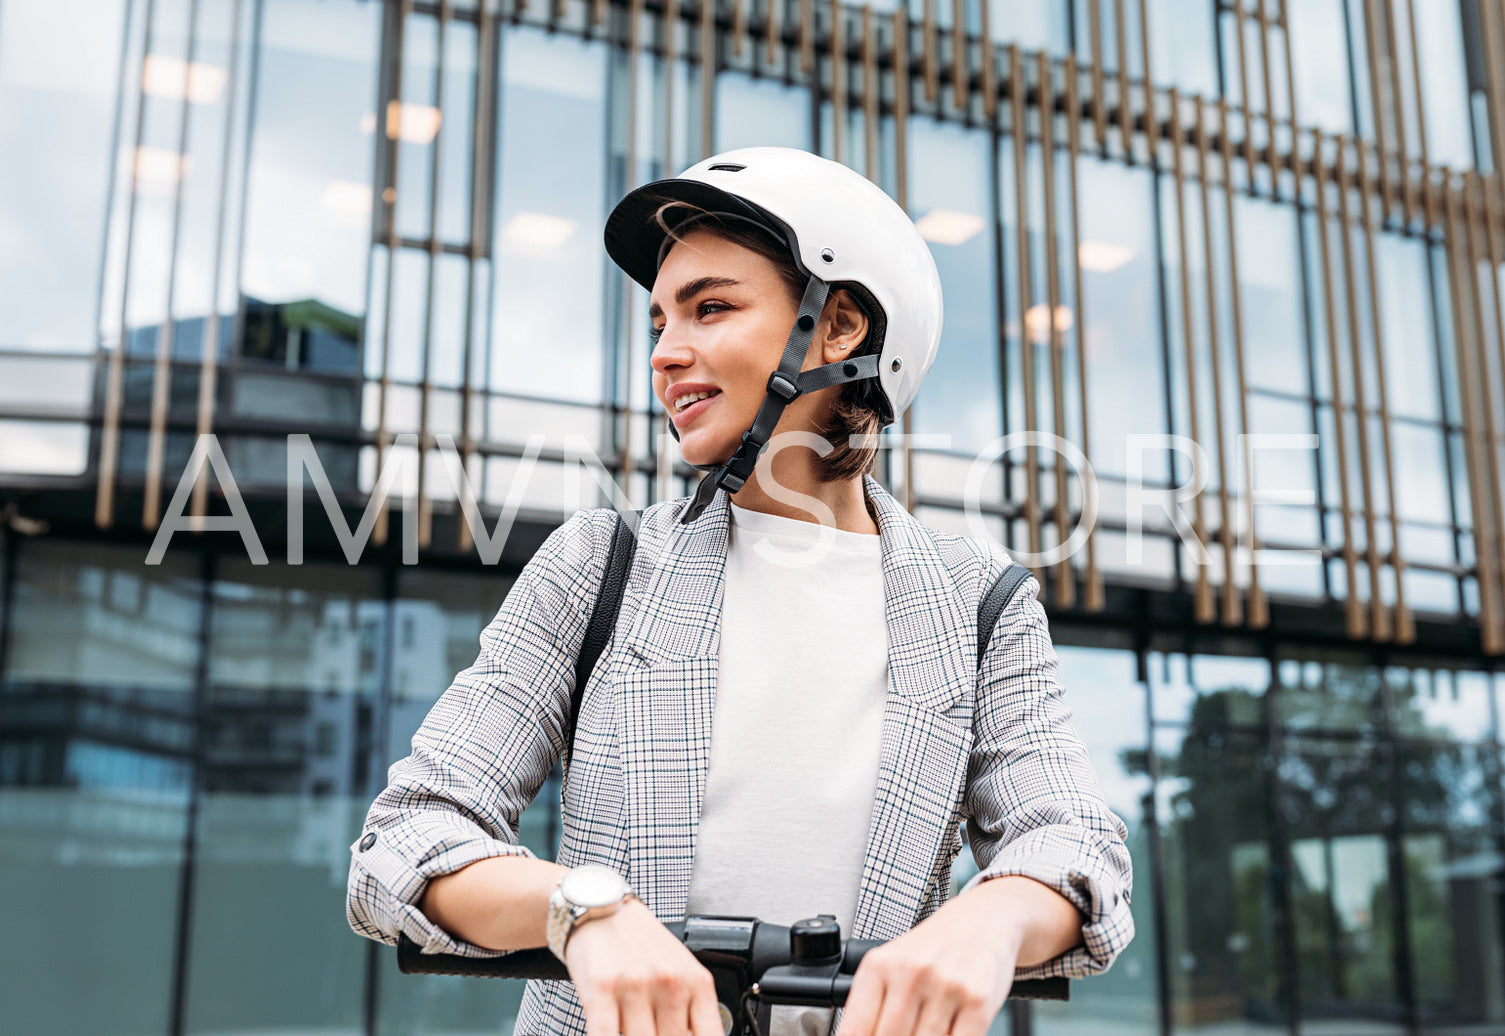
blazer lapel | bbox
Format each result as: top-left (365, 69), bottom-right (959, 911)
top-left (851, 476), bottom-right (977, 939)
top-left (614, 490), bottom-right (730, 917)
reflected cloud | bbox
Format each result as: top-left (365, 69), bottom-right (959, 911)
top-left (121, 146), bottom-right (193, 194)
top-left (1024, 303), bottom-right (1074, 343)
top-left (500, 211), bottom-right (576, 251)
top-left (914, 208), bottom-right (984, 246)
top-left (319, 179), bottom-right (373, 229)
top-left (141, 54), bottom-right (228, 105)
top-left (383, 100), bottom-right (441, 144)
top-left (1078, 240), bottom-right (1135, 272)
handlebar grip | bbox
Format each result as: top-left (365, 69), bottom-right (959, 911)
top-left (828, 972), bottom-right (1069, 1004)
top-left (397, 935), bottom-right (568, 980)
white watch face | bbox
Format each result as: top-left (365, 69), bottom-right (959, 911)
top-left (560, 865), bottom-right (628, 909)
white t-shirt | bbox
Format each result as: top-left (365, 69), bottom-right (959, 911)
top-left (685, 499), bottom-right (890, 1036)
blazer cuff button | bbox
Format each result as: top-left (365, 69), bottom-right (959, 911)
top-left (359, 832), bottom-right (378, 851)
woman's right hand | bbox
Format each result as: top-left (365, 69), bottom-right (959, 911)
top-left (565, 897), bottom-right (725, 1036)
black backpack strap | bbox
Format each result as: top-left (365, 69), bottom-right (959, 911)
top-left (565, 509), bottom-right (642, 772)
top-left (977, 562), bottom-right (1033, 665)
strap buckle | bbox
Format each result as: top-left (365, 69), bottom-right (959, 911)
top-left (766, 371), bottom-right (801, 401)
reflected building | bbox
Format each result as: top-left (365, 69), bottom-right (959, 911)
top-left (4, 0), bottom-right (1505, 1034)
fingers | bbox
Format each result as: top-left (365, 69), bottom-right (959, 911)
top-left (833, 960), bottom-right (884, 1036)
top-left (580, 993), bottom-right (620, 1036)
top-left (687, 969), bottom-right (725, 1036)
top-left (910, 992), bottom-right (958, 1036)
top-left (618, 981), bottom-right (658, 1036)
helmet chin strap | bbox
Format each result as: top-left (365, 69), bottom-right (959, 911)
top-left (675, 275), bottom-right (882, 524)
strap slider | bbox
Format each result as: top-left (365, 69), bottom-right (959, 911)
top-left (766, 371), bottom-right (801, 401)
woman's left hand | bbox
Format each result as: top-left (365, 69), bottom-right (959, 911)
top-left (832, 876), bottom-right (1082, 1036)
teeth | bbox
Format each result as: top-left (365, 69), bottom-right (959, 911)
top-left (674, 390), bottom-right (717, 412)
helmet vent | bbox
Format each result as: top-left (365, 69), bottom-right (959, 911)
top-left (708, 163), bottom-right (746, 172)
top-left (891, 358), bottom-right (903, 373)
top-left (820, 248), bottom-right (836, 263)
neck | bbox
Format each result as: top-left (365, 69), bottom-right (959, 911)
top-left (732, 455), bottom-right (878, 535)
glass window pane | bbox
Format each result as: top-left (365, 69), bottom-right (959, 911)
top-left (238, 0), bottom-right (380, 335)
top-left (1151, 652), bottom-right (1269, 727)
top-left (1414, 0), bottom-right (1473, 170)
top-left (489, 27), bottom-right (608, 403)
top-left (1288, 0), bottom-right (1353, 137)
top-left (1162, 723), bottom-right (1285, 1033)
top-left (909, 119), bottom-right (999, 453)
top-left (0, 540), bottom-right (198, 1036)
top-left (182, 560), bottom-right (384, 1035)
top-left (1144, 0), bottom-right (1218, 95)
top-left (377, 567), bottom-right (539, 1036)
top-left (1282, 735), bottom-right (1405, 1031)
top-left (0, 0), bottom-right (132, 351)
top-left (1276, 654), bottom-right (1383, 733)
top-left (1032, 644), bottom-right (1159, 1035)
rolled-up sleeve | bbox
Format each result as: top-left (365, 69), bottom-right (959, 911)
top-left (346, 507), bottom-right (609, 957)
top-left (960, 568), bottom-right (1134, 980)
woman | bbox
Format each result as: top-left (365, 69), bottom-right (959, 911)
top-left (347, 147), bottom-right (1133, 1036)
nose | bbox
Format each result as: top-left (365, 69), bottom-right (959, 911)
top-left (649, 322), bottom-right (692, 374)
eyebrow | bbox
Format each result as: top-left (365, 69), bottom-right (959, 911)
top-left (648, 276), bottom-right (742, 321)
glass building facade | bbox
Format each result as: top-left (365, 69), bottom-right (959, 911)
top-left (6, 0), bottom-right (1505, 1033)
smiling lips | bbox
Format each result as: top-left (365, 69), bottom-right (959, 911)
top-left (670, 388), bottom-right (721, 429)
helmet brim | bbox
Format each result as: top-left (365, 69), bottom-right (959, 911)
top-left (603, 178), bottom-right (801, 292)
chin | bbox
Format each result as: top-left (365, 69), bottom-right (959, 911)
top-left (676, 428), bottom-right (736, 470)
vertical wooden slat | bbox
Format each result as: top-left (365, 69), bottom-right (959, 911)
top-left (700, 0), bottom-right (715, 159)
top-left (862, 6), bottom-right (878, 179)
top-left (1472, 172), bottom-right (1505, 641)
top-left (922, 0), bottom-right (938, 105)
top-left (1379, 0), bottom-right (1412, 225)
top-left (620, 0), bottom-right (646, 499)
top-left (894, 5), bottom-right (910, 209)
top-left (1194, 96), bottom-right (1241, 624)
top-left (456, 0), bottom-right (497, 554)
top-left (666, 0), bottom-right (680, 171)
top-left (1225, 1), bottom-right (1252, 175)
top-left (951, 0), bottom-right (966, 110)
top-left (1065, 52), bottom-right (1103, 611)
top-left (412, 1), bottom-right (455, 552)
top-left (799, 0), bottom-right (814, 79)
top-left (594, 0), bottom-right (609, 31)
top-left (1463, 171), bottom-right (1505, 649)
top-left (190, 0), bottom-right (247, 524)
top-left (979, 0), bottom-right (996, 121)
top-left (143, 0), bottom-right (203, 531)
top-left (832, 0), bottom-right (846, 164)
top-left (1038, 52), bottom-right (1075, 608)
top-left (731, 0), bottom-right (746, 59)
top-left (374, 1), bottom-right (413, 549)
top-left (1403, 0), bottom-right (1432, 228)
top-left (1010, 45), bottom-right (1043, 574)
top-left (1359, 0), bottom-right (1392, 221)
top-left (1278, 0), bottom-right (1300, 182)
top-left (764, 0), bottom-right (779, 67)
top-left (1357, 140), bottom-right (1413, 642)
top-left (1474, 0), bottom-right (1505, 184)
top-left (1136, 0), bottom-right (1157, 158)
top-left (1253, 0), bottom-right (1279, 186)
top-left (1219, 97), bottom-right (1268, 628)
top-left (1088, 0), bottom-right (1107, 147)
top-left (1443, 177), bottom-right (1504, 652)
top-left (1334, 135), bottom-right (1390, 639)
top-left (1113, 0), bottom-right (1131, 150)
top-left (1168, 88), bottom-right (1216, 622)
top-left (1312, 130), bottom-right (1367, 639)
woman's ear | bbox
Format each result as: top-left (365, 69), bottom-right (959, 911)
top-left (818, 289), bottom-right (871, 365)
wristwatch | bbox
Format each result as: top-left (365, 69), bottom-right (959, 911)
top-left (546, 864), bottom-right (635, 962)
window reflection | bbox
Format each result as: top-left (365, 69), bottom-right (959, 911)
top-left (1289, 0), bottom-right (1353, 137)
top-left (0, 540), bottom-right (198, 1036)
top-left (1033, 643), bottom-right (1158, 1035)
top-left (488, 27), bottom-right (608, 403)
top-left (0, 0), bottom-right (134, 352)
top-left (908, 119), bottom-right (1000, 454)
top-left (183, 559), bottom-right (383, 1035)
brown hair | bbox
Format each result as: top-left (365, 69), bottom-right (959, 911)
top-left (651, 201), bottom-right (883, 483)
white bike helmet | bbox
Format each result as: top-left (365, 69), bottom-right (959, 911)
top-left (604, 146), bottom-right (943, 522)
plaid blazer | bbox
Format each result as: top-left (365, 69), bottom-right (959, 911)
top-left (347, 475), bottom-right (1134, 1035)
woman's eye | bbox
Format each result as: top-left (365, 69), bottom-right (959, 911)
top-left (648, 324), bottom-right (664, 342)
top-left (698, 301), bottom-right (728, 316)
